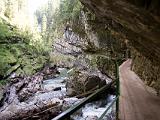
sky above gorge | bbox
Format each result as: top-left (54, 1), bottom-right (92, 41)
top-left (28, 0), bottom-right (60, 15)
top-left (27, 0), bottom-right (60, 27)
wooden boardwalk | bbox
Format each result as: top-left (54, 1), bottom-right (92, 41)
top-left (119, 59), bottom-right (160, 120)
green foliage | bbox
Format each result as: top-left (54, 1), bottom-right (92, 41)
top-left (52, 0), bottom-right (83, 38)
top-left (0, 79), bottom-right (8, 85)
top-left (0, 46), bottom-right (17, 76)
top-left (50, 54), bottom-right (74, 64)
top-left (0, 21), bottom-right (12, 39)
top-left (0, 18), bottom-right (48, 80)
top-left (4, 0), bottom-right (14, 19)
top-left (41, 14), bottom-right (47, 36)
top-left (34, 0), bottom-right (82, 45)
top-left (53, 0), bottom-right (82, 28)
top-left (3, 0), bottom-right (28, 20)
top-left (0, 41), bottom-right (47, 78)
top-left (0, 18), bottom-right (31, 44)
top-left (0, 0), bottom-right (50, 84)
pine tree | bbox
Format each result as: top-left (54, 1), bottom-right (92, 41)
top-left (4, 0), bottom-right (13, 19)
top-left (41, 14), bottom-right (47, 35)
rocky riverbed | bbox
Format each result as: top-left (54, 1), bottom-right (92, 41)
top-left (0, 66), bottom-right (116, 120)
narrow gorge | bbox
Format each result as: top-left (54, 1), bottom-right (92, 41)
top-left (0, 0), bottom-right (160, 120)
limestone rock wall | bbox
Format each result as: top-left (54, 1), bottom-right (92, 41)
top-left (131, 48), bottom-right (160, 94)
top-left (79, 0), bottom-right (160, 93)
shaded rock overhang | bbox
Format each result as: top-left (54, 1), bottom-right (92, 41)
top-left (80, 0), bottom-right (160, 63)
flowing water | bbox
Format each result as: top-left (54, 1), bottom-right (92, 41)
top-left (72, 94), bottom-right (116, 120)
top-left (42, 68), bottom-right (68, 91)
top-left (42, 68), bottom-right (116, 120)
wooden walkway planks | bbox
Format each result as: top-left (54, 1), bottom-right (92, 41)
top-left (119, 59), bottom-right (160, 120)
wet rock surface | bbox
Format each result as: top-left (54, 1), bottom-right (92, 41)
top-left (0, 65), bottom-right (116, 120)
top-left (66, 71), bottom-right (106, 96)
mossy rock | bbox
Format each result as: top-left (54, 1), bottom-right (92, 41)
top-left (0, 43), bottom-right (46, 78)
top-left (9, 44), bottom-right (23, 57)
top-left (0, 18), bottom-right (48, 80)
top-left (0, 22), bottom-right (12, 40)
top-left (0, 47), bottom-right (17, 76)
top-left (23, 65), bottom-right (36, 76)
top-left (96, 56), bottom-right (115, 78)
top-left (15, 68), bottom-right (25, 76)
top-left (5, 64), bottom-right (20, 77)
top-left (0, 79), bottom-right (8, 85)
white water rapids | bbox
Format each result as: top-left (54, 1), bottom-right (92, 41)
top-left (42, 68), bottom-right (116, 120)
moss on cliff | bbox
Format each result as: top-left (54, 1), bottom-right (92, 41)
top-left (0, 18), bottom-right (48, 83)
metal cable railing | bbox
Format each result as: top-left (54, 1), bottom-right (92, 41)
top-left (98, 95), bottom-right (119, 120)
top-left (98, 60), bottom-right (120, 120)
top-left (52, 81), bottom-right (115, 120)
top-left (52, 60), bottom-right (120, 120)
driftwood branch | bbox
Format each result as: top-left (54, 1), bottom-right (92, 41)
top-left (75, 85), bottom-right (99, 98)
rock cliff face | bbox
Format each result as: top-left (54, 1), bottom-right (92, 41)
top-left (79, 0), bottom-right (160, 94)
top-left (0, 17), bottom-right (47, 84)
top-left (53, 9), bottom-right (128, 77)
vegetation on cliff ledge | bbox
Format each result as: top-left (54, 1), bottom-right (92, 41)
top-left (0, 18), bottom-right (48, 85)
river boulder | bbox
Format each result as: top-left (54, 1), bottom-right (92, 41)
top-left (66, 71), bottom-right (106, 96)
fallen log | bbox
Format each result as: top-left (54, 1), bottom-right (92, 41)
top-left (0, 73), bottom-right (64, 120)
top-left (0, 81), bottom-right (64, 120)
top-left (0, 97), bottom-right (63, 120)
top-left (75, 90), bottom-right (96, 98)
top-left (75, 85), bottom-right (99, 98)
top-left (0, 74), bottom-right (43, 107)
